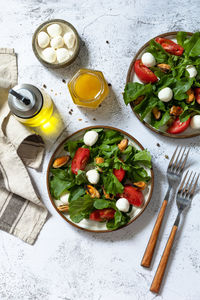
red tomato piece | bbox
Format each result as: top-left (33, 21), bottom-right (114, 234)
top-left (89, 210), bottom-right (102, 222)
top-left (71, 147), bottom-right (90, 174)
top-left (120, 185), bottom-right (144, 207)
top-left (113, 167), bottom-right (125, 182)
top-left (194, 87), bottom-right (200, 104)
top-left (134, 59), bottom-right (158, 84)
top-left (89, 208), bottom-right (115, 222)
top-left (155, 37), bottom-right (184, 56)
top-left (167, 117), bottom-right (190, 134)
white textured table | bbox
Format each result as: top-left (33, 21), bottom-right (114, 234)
top-left (1, 1), bottom-right (200, 299)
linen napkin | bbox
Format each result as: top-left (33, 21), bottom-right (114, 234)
top-left (0, 48), bottom-right (48, 244)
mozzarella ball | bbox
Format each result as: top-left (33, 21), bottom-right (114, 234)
top-left (186, 65), bottom-right (197, 78)
top-left (63, 31), bottom-right (76, 49)
top-left (47, 23), bottom-right (62, 37)
top-left (56, 48), bottom-right (70, 63)
top-left (116, 198), bottom-right (130, 213)
top-left (158, 87), bottom-right (173, 102)
top-left (141, 52), bottom-right (156, 67)
top-left (86, 169), bottom-right (100, 185)
top-left (42, 47), bottom-right (56, 63)
top-left (37, 31), bottom-right (50, 48)
top-left (50, 35), bottom-right (64, 49)
top-left (190, 115), bottom-right (200, 129)
top-left (83, 131), bottom-right (98, 146)
top-left (60, 192), bottom-right (70, 204)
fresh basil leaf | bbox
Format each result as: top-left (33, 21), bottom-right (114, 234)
top-left (173, 78), bottom-right (194, 100)
top-left (75, 170), bottom-right (88, 185)
top-left (177, 31), bottom-right (187, 46)
top-left (50, 176), bottom-right (75, 199)
top-left (102, 130), bottom-right (123, 145)
top-left (134, 96), bottom-right (158, 120)
top-left (69, 195), bottom-right (94, 223)
top-left (102, 171), bottom-right (124, 195)
top-left (94, 199), bottom-right (114, 209)
top-left (123, 82), bottom-right (153, 105)
top-left (133, 150), bottom-right (152, 168)
top-left (127, 165), bottom-right (150, 182)
top-left (106, 210), bottom-right (130, 230)
top-left (151, 111), bottom-right (171, 129)
top-left (68, 186), bottom-right (86, 202)
top-left (183, 32), bottom-right (200, 57)
top-left (64, 139), bottom-right (84, 157)
top-left (99, 144), bottom-right (119, 158)
top-left (146, 39), bottom-right (169, 63)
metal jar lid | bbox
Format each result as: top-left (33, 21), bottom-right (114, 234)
top-left (8, 84), bottom-right (43, 119)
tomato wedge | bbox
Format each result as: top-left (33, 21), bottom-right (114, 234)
top-left (71, 147), bottom-right (90, 174)
top-left (89, 208), bottom-right (115, 222)
top-left (167, 117), bottom-right (190, 134)
top-left (113, 167), bottom-right (125, 182)
top-left (194, 87), bottom-right (200, 104)
top-left (155, 37), bottom-right (184, 56)
top-left (134, 59), bottom-right (158, 84)
top-left (119, 185), bottom-right (144, 207)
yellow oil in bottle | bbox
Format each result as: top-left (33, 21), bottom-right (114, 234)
top-left (68, 69), bottom-right (109, 108)
top-left (17, 90), bottom-right (54, 127)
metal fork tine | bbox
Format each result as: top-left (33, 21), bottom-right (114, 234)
top-left (186, 172), bottom-right (196, 197)
top-left (171, 147), bottom-right (182, 170)
top-left (183, 171), bottom-right (193, 194)
top-left (168, 146), bottom-right (178, 169)
top-left (178, 148), bottom-right (190, 173)
top-left (178, 170), bottom-right (189, 193)
top-left (176, 147), bottom-right (186, 171)
top-left (188, 173), bottom-right (200, 198)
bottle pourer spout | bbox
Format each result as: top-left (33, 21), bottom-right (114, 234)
top-left (9, 89), bottom-right (31, 105)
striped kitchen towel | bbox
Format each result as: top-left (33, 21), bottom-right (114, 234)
top-left (0, 48), bottom-right (48, 244)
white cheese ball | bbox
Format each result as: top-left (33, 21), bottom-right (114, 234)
top-left (186, 65), bottom-right (197, 78)
top-left (63, 31), bottom-right (76, 49)
top-left (190, 115), bottom-right (200, 129)
top-left (86, 169), bottom-right (100, 185)
top-left (116, 198), bottom-right (130, 213)
top-left (158, 87), bottom-right (173, 102)
top-left (42, 47), bottom-right (56, 63)
top-left (141, 52), bottom-right (156, 67)
top-left (83, 131), bottom-right (98, 146)
top-left (47, 23), bottom-right (62, 37)
top-left (50, 35), bottom-right (64, 49)
top-left (37, 31), bottom-right (50, 48)
top-left (56, 48), bottom-right (70, 63)
top-left (60, 192), bottom-right (70, 204)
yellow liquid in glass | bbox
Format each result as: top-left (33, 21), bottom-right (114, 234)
top-left (74, 73), bottom-right (102, 100)
top-left (15, 90), bottom-right (53, 127)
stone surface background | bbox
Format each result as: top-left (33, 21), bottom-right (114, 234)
top-left (0, 0), bottom-right (200, 299)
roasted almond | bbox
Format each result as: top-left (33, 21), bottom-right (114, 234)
top-left (152, 107), bottom-right (161, 120)
top-left (133, 181), bottom-right (146, 190)
top-left (118, 138), bottom-right (128, 151)
top-left (53, 155), bottom-right (70, 168)
top-left (170, 106), bottom-right (183, 116)
top-left (157, 63), bottom-right (171, 73)
top-left (186, 88), bottom-right (195, 103)
top-left (57, 204), bottom-right (69, 212)
top-left (86, 185), bottom-right (100, 198)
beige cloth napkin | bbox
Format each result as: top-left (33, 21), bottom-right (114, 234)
top-left (0, 48), bottom-right (48, 244)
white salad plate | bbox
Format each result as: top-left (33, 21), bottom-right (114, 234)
top-left (47, 126), bottom-right (154, 232)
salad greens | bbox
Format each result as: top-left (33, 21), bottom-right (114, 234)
top-left (123, 31), bottom-right (200, 131)
top-left (50, 128), bottom-right (152, 230)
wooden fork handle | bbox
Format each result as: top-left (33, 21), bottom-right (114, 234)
top-left (150, 225), bottom-right (178, 293)
top-left (141, 199), bottom-right (168, 268)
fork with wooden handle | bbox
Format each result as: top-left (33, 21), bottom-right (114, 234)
top-left (141, 147), bottom-right (190, 268)
top-left (150, 170), bottom-right (199, 293)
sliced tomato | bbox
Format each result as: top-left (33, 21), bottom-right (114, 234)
top-left (120, 185), bottom-right (144, 207)
top-left (89, 208), bottom-right (115, 222)
top-left (134, 59), bottom-right (158, 84)
top-left (113, 167), bottom-right (125, 182)
top-left (155, 37), bottom-right (184, 56)
top-left (167, 117), bottom-right (190, 134)
top-left (194, 87), bottom-right (200, 104)
top-left (71, 147), bottom-right (90, 174)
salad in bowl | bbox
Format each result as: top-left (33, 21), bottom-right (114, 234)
top-left (47, 127), bottom-right (153, 232)
top-left (124, 31), bottom-right (200, 137)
